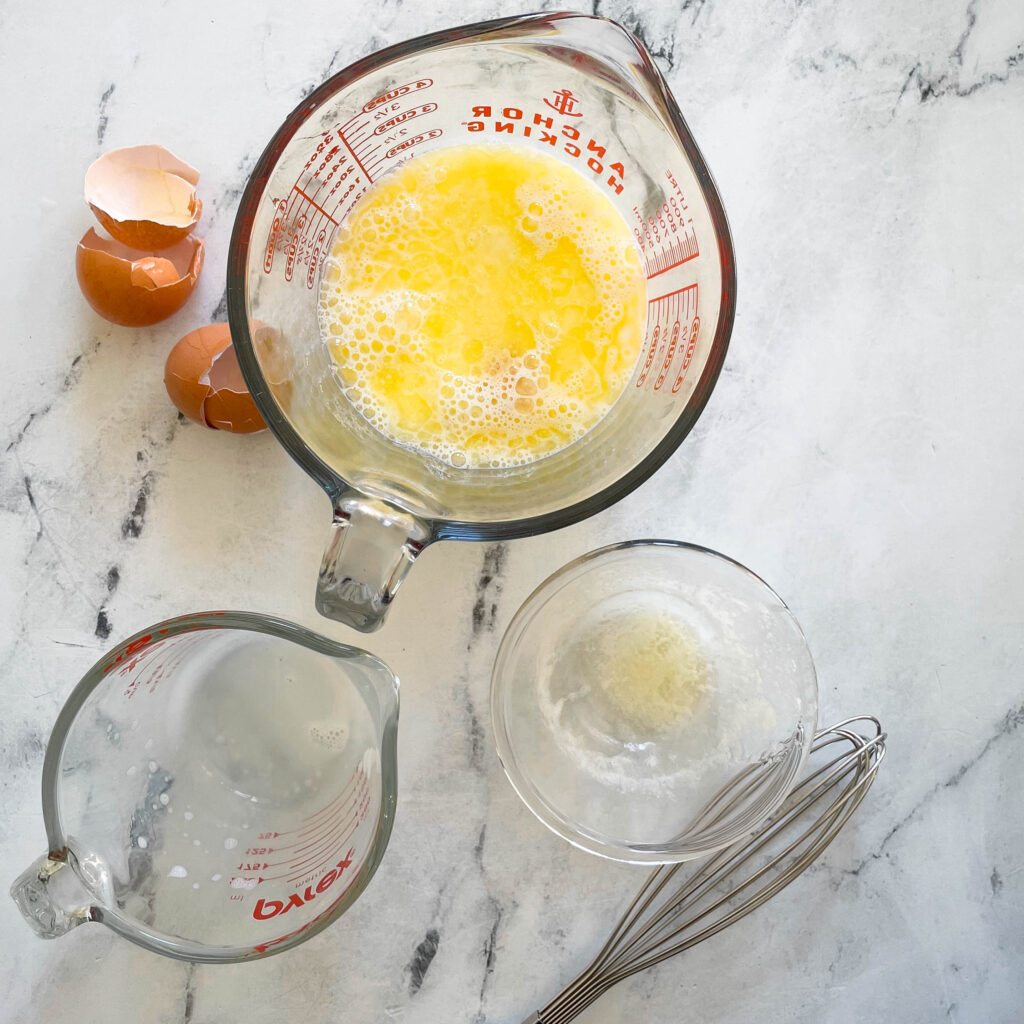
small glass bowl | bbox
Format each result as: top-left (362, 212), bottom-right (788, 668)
top-left (490, 540), bottom-right (818, 863)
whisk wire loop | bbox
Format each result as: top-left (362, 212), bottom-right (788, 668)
top-left (531, 717), bottom-right (886, 1024)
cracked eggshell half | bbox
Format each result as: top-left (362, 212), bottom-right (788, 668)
top-left (76, 228), bottom-right (204, 326)
top-left (165, 323), bottom-right (267, 434)
top-left (85, 144), bottom-right (202, 249)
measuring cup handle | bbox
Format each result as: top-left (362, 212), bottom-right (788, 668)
top-left (316, 493), bottom-right (431, 631)
top-left (10, 854), bottom-right (93, 939)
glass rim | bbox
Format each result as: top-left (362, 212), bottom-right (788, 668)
top-left (37, 610), bottom-right (400, 963)
top-left (226, 12), bottom-right (737, 540)
top-left (490, 540), bottom-right (819, 863)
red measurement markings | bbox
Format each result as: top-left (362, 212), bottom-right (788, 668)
top-left (385, 128), bottom-right (443, 160)
top-left (285, 775), bottom-right (371, 884)
top-left (285, 820), bottom-right (363, 884)
top-left (636, 323), bottom-right (661, 389)
top-left (104, 633), bottom-right (152, 675)
top-left (634, 169), bottom-right (699, 279)
top-left (646, 231), bottom-right (700, 279)
top-left (358, 79), bottom-right (439, 175)
top-left (287, 812), bottom-right (360, 865)
top-left (649, 282), bottom-right (699, 308)
top-left (317, 147), bottom-right (369, 216)
top-left (653, 319), bottom-right (682, 391)
top-left (265, 130), bottom-right (370, 285)
top-left (363, 78), bottom-right (433, 112)
top-left (338, 133), bottom-right (373, 186)
top-left (276, 187), bottom-right (334, 285)
top-left (373, 102), bottom-right (437, 136)
top-left (119, 633), bottom-right (204, 699)
top-left (307, 227), bottom-right (328, 289)
top-left (637, 284), bottom-right (699, 393)
top-left (281, 793), bottom-right (362, 865)
top-left (243, 770), bottom-right (365, 855)
top-left (230, 770), bottom-right (373, 887)
top-left (289, 134), bottom-right (346, 257)
top-left (263, 197), bottom-right (287, 274)
top-left (292, 794), bottom-right (359, 845)
top-left (246, 818), bottom-right (357, 883)
top-left (264, 78), bottom-right (443, 285)
top-left (302, 143), bottom-right (343, 205)
top-left (286, 793), bottom-right (371, 884)
top-left (671, 315), bottom-right (701, 394)
top-left (292, 186), bottom-right (338, 225)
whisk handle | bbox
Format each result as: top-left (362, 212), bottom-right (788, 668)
top-left (520, 1015), bottom-right (540, 1024)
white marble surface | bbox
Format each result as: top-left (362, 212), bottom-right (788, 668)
top-left (1, 0), bottom-right (1022, 1020)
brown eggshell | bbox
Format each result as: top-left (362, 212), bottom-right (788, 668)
top-left (164, 323), bottom-right (228, 424)
top-left (76, 228), bottom-right (203, 326)
top-left (129, 257), bottom-right (181, 289)
top-left (90, 202), bottom-right (204, 252)
top-left (164, 324), bottom-right (266, 434)
top-left (85, 145), bottom-right (201, 249)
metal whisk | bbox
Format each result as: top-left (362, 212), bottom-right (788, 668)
top-left (522, 716), bottom-right (887, 1024)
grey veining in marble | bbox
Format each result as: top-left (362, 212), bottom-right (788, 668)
top-left (1, 0), bottom-right (1022, 1021)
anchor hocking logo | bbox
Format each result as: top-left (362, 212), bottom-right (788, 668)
top-left (544, 88), bottom-right (582, 117)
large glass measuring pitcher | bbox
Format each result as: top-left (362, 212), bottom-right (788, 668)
top-left (228, 13), bottom-right (736, 631)
top-left (11, 613), bottom-right (399, 962)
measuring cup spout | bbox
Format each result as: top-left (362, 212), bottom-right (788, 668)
top-left (10, 853), bottom-right (93, 940)
top-left (316, 492), bottom-right (431, 631)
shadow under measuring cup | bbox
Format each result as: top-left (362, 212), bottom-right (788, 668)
top-left (10, 611), bottom-right (399, 962)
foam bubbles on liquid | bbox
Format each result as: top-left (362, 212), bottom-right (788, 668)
top-left (317, 145), bottom-right (646, 468)
top-left (310, 720), bottom-right (349, 752)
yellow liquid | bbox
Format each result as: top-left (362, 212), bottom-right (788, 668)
top-left (318, 145), bottom-right (646, 467)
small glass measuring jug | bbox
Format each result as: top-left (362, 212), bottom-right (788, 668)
top-left (228, 12), bottom-right (737, 631)
top-left (10, 612), bottom-right (399, 962)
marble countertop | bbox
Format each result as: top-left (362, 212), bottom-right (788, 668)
top-left (2, 0), bottom-right (1022, 1020)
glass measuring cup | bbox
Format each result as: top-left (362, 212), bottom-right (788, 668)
top-left (10, 612), bottom-right (399, 962)
top-left (228, 12), bottom-right (737, 631)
